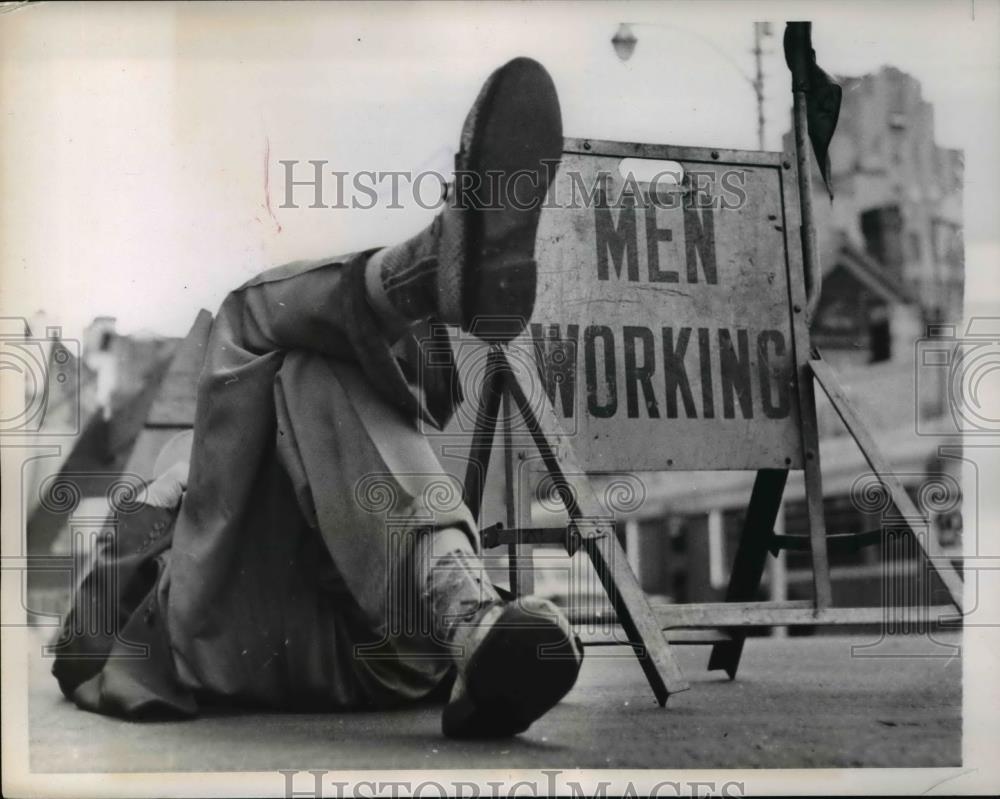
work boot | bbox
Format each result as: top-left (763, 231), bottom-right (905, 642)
top-left (365, 57), bottom-right (563, 343)
top-left (415, 531), bottom-right (583, 738)
top-left (441, 592), bottom-right (583, 739)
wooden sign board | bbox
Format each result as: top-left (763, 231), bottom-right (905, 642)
top-left (515, 138), bottom-right (810, 472)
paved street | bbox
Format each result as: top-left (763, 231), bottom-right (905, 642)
top-left (29, 632), bottom-right (961, 772)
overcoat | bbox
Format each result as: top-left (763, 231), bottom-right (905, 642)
top-left (53, 252), bottom-right (478, 717)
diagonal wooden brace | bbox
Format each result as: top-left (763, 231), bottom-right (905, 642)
top-left (462, 347), bottom-right (505, 523)
top-left (810, 356), bottom-right (964, 613)
top-left (500, 348), bottom-right (689, 703)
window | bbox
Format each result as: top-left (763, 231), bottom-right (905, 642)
top-left (860, 205), bottom-right (904, 274)
top-left (869, 302), bottom-right (892, 363)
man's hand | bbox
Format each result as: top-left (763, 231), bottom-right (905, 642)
top-left (144, 461), bottom-right (189, 509)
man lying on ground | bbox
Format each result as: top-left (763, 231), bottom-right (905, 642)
top-left (53, 57), bottom-right (583, 739)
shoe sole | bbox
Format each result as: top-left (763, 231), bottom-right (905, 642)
top-left (441, 598), bottom-right (582, 739)
top-left (439, 57), bottom-right (563, 342)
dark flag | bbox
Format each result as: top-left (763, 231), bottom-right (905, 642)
top-left (784, 22), bottom-right (842, 198)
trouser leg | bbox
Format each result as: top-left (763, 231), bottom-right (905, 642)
top-left (272, 351), bottom-right (485, 702)
top-left (165, 241), bottom-right (472, 702)
top-left (271, 351), bottom-right (583, 733)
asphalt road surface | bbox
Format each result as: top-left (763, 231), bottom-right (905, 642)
top-left (28, 632), bottom-right (961, 772)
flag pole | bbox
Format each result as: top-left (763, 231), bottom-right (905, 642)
top-left (786, 21), bottom-right (822, 320)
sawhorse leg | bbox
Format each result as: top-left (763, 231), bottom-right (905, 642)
top-left (462, 347), bottom-right (505, 522)
top-left (708, 468), bottom-right (788, 679)
top-left (502, 391), bottom-right (535, 597)
top-left (503, 351), bottom-right (689, 703)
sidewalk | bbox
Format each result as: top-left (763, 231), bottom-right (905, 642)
top-left (28, 632), bottom-right (961, 772)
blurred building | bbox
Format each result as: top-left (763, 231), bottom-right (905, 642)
top-left (801, 66), bottom-right (965, 328)
top-left (23, 315), bottom-right (179, 621)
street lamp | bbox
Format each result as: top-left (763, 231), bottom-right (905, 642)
top-left (610, 21), bottom-right (772, 151)
top-left (611, 23), bottom-right (638, 62)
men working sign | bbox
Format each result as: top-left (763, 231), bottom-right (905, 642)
top-left (526, 141), bottom-right (806, 472)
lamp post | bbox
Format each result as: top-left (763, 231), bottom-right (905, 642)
top-left (751, 22), bottom-right (770, 152)
top-left (611, 21), bottom-right (771, 151)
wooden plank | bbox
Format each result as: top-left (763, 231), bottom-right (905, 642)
top-left (484, 526), bottom-right (568, 548)
top-left (145, 309), bottom-right (213, 428)
top-left (122, 427), bottom-right (190, 481)
top-left (801, 383), bottom-right (833, 610)
top-left (708, 469), bottom-right (788, 678)
top-left (778, 155), bottom-right (833, 612)
top-left (580, 629), bottom-right (736, 647)
top-left (770, 529), bottom-right (884, 554)
top-left (503, 390), bottom-right (535, 597)
top-left (811, 356), bottom-right (965, 612)
top-left (561, 137), bottom-right (785, 167)
top-left (657, 602), bottom-right (958, 628)
top-left (122, 311), bottom-right (213, 479)
top-left (571, 600), bottom-right (809, 627)
top-left (572, 601), bottom-right (959, 628)
top-left (503, 350), bottom-right (689, 703)
top-left (489, 526), bottom-right (887, 553)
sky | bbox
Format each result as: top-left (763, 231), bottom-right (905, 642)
top-left (1, 0), bottom-right (998, 340)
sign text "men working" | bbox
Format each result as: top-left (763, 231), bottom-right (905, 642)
top-left (530, 183), bottom-right (793, 423)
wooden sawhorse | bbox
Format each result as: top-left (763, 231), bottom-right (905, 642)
top-left (464, 344), bottom-right (965, 703)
